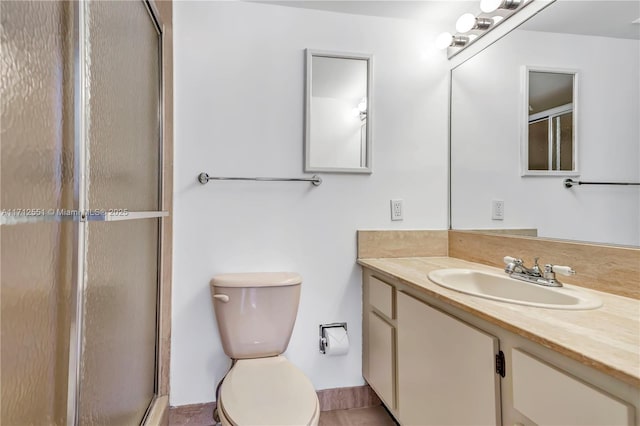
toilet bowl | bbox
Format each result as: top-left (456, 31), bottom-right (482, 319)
top-left (210, 272), bottom-right (320, 426)
top-left (217, 356), bottom-right (320, 426)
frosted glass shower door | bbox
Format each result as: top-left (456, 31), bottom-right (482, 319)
top-left (1, 1), bottom-right (75, 424)
top-left (1, 0), bottom-right (164, 424)
top-left (77, 1), bottom-right (163, 424)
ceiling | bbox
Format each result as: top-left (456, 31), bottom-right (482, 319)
top-left (529, 71), bottom-right (574, 114)
top-left (254, 0), bottom-right (640, 40)
top-left (254, 1), bottom-right (476, 28)
top-left (521, 1), bottom-right (640, 40)
top-left (311, 56), bottom-right (367, 100)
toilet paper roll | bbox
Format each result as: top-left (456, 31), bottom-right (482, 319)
top-left (324, 327), bottom-right (349, 356)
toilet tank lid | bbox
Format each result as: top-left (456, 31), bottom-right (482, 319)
top-left (211, 272), bottom-right (302, 288)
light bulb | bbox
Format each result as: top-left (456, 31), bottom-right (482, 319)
top-left (357, 98), bottom-right (367, 112)
top-left (456, 13), bottom-right (477, 33)
top-left (480, 0), bottom-right (502, 13)
top-left (435, 32), bottom-right (453, 50)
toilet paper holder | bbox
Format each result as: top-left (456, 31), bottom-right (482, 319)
top-left (319, 322), bottom-right (347, 354)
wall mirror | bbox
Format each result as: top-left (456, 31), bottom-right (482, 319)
top-left (304, 49), bottom-right (372, 173)
top-left (450, 0), bottom-right (639, 247)
top-left (522, 67), bottom-right (577, 176)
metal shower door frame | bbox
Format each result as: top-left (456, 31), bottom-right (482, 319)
top-left (65, 1), bottom-right (166, 425)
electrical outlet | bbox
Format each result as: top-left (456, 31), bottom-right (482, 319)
top-left (492, 200), bottom-right (504, 220)
top-left (391, 199), bottom-right (403, 221)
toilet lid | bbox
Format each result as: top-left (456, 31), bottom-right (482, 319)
top-left (220, 356), bottom-right (318, 425)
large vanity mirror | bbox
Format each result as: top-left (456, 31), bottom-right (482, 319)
top-left (451, 0), bottom-right (639, 247)
top-left (304, 49), bottom-right (372, 173)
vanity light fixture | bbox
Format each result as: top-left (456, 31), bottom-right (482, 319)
top-left (357, 98), bottom-right (367, 113)
top-left (480, 0), bottom-right (522, 13)
top-left (436, 0), bottom-right (528, 51)
top-left (451, 35), bottom-right (470, 47)
top-left (352, 97), bottom-right (367, 121)
top-left (435, 32), bottom-right (454, 49)
top-left (435, 32), bottom-right (470, 49)
top-left (456, 13), bottom-right (493, 33)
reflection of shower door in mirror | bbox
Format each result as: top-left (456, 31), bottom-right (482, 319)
top-left (0, 1), bottom-right (165, 425)
top-left (528, 111), bottom-right (574, 171)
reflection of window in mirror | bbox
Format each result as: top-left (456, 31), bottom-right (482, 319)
top-left (522, 68), bottom-right (578, 176)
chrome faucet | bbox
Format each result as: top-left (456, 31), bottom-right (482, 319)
top-left (503, 256), bottom-right (575, 287)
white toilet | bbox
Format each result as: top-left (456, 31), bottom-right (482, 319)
top-left (210, 272), bottom-right (320, 426)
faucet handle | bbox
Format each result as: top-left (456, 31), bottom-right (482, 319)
top-left (551, 265), bottom-right (576, 276)
top-left (531, 257), bottom-right (541, 274)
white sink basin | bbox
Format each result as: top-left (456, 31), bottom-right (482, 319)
top-left (427, 269), bottom-right (602, 310)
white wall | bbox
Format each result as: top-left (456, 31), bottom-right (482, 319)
top-left (451, 30), bottom-right (640, 246)
top-left (172, 1), bottom-right (449, 406)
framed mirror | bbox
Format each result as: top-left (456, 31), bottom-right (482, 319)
top-left (304, 49), bottom-right (373, 173)
top-left (522, 67), bottom-right (578, 176)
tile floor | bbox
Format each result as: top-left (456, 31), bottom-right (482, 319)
top-left (318, 405), bottom-right (397, 426)
top-left (168, 403), bottom-right (398, 426)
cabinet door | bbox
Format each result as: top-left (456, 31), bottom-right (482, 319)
top-left (397, 292), bottom-right (501, 426)
top-left (512, 349), bottom-right (633, 425)
top-left (368, 311), bottom-right (396, 409)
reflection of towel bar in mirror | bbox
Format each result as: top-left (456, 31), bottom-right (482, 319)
top-left (564, 179), bottom-right (640, 188)
top-left (197, 172), bottom-right (322, 186)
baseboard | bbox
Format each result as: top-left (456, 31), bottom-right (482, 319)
top-left (169, 384), bottom-right (381, 422)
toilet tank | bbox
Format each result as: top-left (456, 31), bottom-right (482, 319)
top-left (210, 272), bottom-right (302, 359)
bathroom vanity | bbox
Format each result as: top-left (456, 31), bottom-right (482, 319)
top-left (360, 257), bottom-right (640, 426)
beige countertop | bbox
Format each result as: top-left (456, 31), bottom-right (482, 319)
top-left (358, 256), bottom-right (640, 388)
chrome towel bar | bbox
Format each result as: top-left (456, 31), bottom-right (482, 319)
top-left (198, 172), bottom-right (322, 186)
top-left (564, 179), bottom-right (640, 188)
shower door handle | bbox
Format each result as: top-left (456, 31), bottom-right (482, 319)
top-left (0, 210), bottom-right (168, 226)
top-left (85, 210), bottom-right (169, 222)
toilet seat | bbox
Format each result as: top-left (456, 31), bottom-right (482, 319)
top-left (219, 356), bottom-right (319, 426)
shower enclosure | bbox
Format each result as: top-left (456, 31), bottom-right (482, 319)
top-left (1, 0), bottom-right (167, 424)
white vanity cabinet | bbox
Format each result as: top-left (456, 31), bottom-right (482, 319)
top-left (363, 275), bottom-right (397, 413)
top-left (511, 349), bottom-right (634, 425)
top-left (361, 266), bottom-right (639, 426)
top-left (367, 312), bottom-right (395, 407)
top-left (396, 291), bottom-right (501, 425)
top-left (363, 272), bottom-right (501, 424)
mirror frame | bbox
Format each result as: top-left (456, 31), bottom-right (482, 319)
top-left (520, 65), bottom-right (580, 177)
top-left (304, 49), bottom-right (373, 174)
